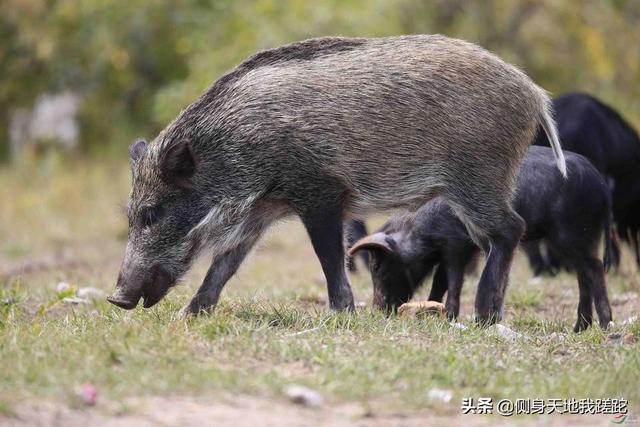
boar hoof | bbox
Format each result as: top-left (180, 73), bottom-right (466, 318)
top-left (475, 312), bottom-right (501, 327)
top-left (329, 300), bottom-right (355, 312)
top-left (181, 300), bottom-right (215, 318)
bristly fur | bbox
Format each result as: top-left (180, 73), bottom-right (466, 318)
top-left (116, 35), bottom-right (567, 316)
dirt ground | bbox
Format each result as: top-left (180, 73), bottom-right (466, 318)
top-left (5, 394), bottom-right (620, 427)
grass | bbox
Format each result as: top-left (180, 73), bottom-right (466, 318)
top-left (1, 158), bottom-right (639, 422)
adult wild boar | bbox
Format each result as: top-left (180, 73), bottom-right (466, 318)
top-left (107, 35), bottom-right (566, 323)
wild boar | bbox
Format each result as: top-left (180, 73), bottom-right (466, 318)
top-left (107, 35), bottom-right (565, 324)
top-left (533, 92), bottom-right (640, 270)
top-left (349, 147), bottom-right (613, 331)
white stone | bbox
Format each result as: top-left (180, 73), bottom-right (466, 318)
top-left (490, 324), bottom-right (522, 342)
top-left (56, 282), bottom-right (71, 293)
top-left (528, 277), bottom-right (543, 285)
top-left (76, 287), bottom-right (105, 300)
top-left (549, 332), bottom-right (567, 341)
top-left (285, 385), bottom-right (323, 407)
top-left (63, 297), bottom-right (88, 305)
top-left (427, 388), bottom-right (453, 403)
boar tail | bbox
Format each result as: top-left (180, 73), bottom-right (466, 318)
top-left (539, 101), bottom-right (567, 178)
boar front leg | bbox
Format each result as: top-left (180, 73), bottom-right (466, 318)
top-left (300, 205), bottom-right (355, 311)
top-left (182, 238), bottom-right (257, 316)
top-left (443, 248), bottom-right (477, 320)
top-left (442, 261), bottom-right (467, 320)
top-left (429, 261), bottom-right (466, 320)
top-left (427, 264), bottom-right (448, 303)
top-left (449, 196), bottom-right (524, 325)
top-left (472, 209), bottom-right (524, 325)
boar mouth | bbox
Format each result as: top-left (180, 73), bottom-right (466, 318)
top-left (141, 265), bottom-right (174, 309)
top-left (141, 289), bottom-right (169, 308)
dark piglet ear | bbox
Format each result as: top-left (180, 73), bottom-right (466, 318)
top-left (129, 139), bottom-right (147, 164)
top-left (160, 139), bottom-right (196, 184)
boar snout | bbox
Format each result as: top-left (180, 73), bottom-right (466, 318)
top-left (108, 265), bottom-right (174, 310)
top-left (107, 271), bottom-right (143, 310)
top-left (106, 291), bottom-right (140, 310)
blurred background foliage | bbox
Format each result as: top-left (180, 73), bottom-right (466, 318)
top-left (1, 0), bottom-right (639, 162)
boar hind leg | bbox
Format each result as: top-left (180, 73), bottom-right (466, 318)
top-left (452, 203), bottom-right (524, 325)
top-left (574, 256), bottom-right (612, 332)
top-left (550, 230), bottom-right (612, 331)
top-left (522, 241), bottom-right (549, 277)
top-left (300, 205), bottom-right (355, 311)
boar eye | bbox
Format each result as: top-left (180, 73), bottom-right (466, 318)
top-left (140, 205), bottom-right (165, 228)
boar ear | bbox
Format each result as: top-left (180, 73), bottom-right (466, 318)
top-left (348, 232), bottom-right (395, 256)
top-left (160, 139), bottom-right (196, 184)
top-left (129, 139), bottom-right (147, 165)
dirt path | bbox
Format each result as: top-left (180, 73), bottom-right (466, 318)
top-left (3, 394), bottom-right (616, 426)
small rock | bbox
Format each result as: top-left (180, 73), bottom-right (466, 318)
top-left (76, 287), bottom-right (105, 300)
top-left (286, 327), bottom-right (321, 337)
top-left (489, 324), bottom-right (522, 342)
top-left (56, 282), bottom-right (71, 293)
top-left (398, 301), bottom-right (445, 318)
top-left (549, 332), bottom-right (567, 342)
top-left (450, 322), bottom-right (466, 330)
top-left (285, 385), bottom-right (323, 407)
top-left (75, 383), bottom-right (98, 406)
top-left (608, 332), bottom-right (623, 340)
top-left (63, 297), bottom-right (89, 305)
top-left (528, 277), bottom-right (543, 285)
top-left (623, 315), bottom-right (638, 326)
top-left (427, 388), bottom-right (452, 403)
top-left (356, 301), bottom-right (367, 308)
top-left (608, 333), bottom-right (637, 345)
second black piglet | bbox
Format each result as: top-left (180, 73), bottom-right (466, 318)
top-left (349, 146), bottom-right (613, 332)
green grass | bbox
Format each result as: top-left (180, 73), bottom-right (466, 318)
top-left (1, 159), bottom-right (639, 421)
top-left (506, 287), bottom-right (544, 310)
top-left (2, 289), bottom-right (638, 412)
